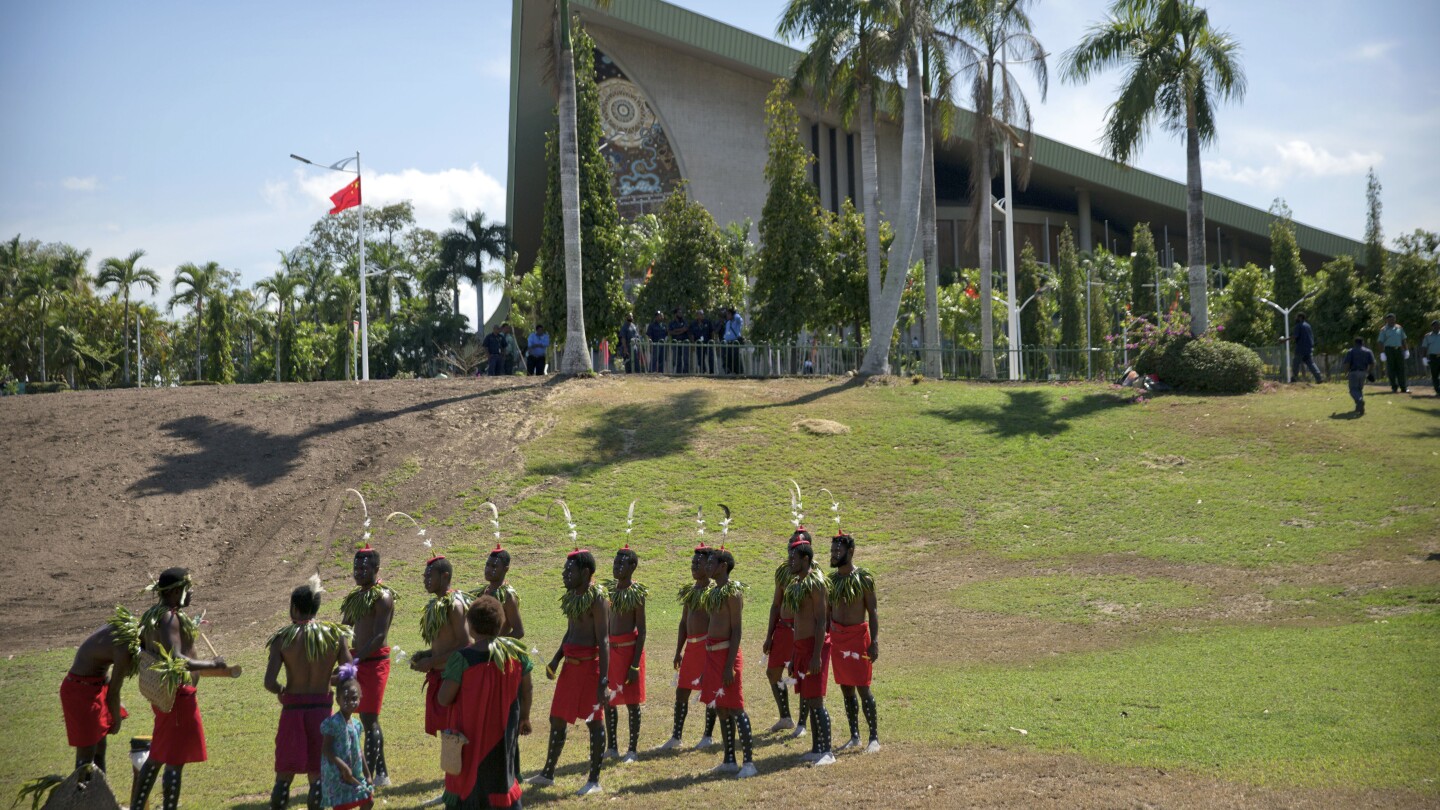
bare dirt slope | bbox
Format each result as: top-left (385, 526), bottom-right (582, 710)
top-left (0, 377), bottom-right (553, 650)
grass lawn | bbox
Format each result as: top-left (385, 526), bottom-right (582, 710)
top-left (2, 379), bottom-right (1437, 806)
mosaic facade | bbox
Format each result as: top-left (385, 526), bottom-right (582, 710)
top-left (595, 48), bottom-right (682, 219)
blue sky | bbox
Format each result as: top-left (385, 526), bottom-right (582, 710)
top-left (2, 0), bottom-right (1436, 325)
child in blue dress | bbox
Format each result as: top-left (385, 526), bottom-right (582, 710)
top-left (321, 664), bottom-right (374, 809)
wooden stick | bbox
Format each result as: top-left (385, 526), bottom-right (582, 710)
top-left (199, 631), bottom-right (243, 678)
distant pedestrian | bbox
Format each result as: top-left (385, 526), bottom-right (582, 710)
top-left (527, 325), bottom-right (550, 376)
top-left (1376, 313), bottom-right (1409, 393)
top-left (646, 312), bottom-right (668, 373)
top-left (1280, 312), bottom-right (1323, 383)
top-left (618, 314), bottom-right (640, 373)
top-left (721, 308), bottom-right (744, 375)
top-left (669, 309), bottom-right (691, 374)
top-left (503, 323), bottom-right (523, 375)
top-left (693, 309), bottom-right (715, 374)
top-left (1341, 337), bottom-right (1377, 415)
top-left (1421, 319), bottom-right (1440, 396)
top-left (482, 326), bottom-right (506, 377)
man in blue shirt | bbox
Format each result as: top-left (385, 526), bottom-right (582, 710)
top-left (721, 308), bottom-right (744, 375)
top-left (645, 311), bottom-right (668, 373)
top-left (1280, 312), bottom-right (1323, 383)
top-left (1341, 337), bottom-right (1377, 415)
top-left (1376, 313), bottom-right (1409, 393)
top-left (526, 325), bottom-right (550, 376)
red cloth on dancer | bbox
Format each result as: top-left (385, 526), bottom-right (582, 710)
top-left (831, 622), bottom-right (873, 687)
top-left (443, 651), bottom-right (524, 805)
top-left (59, 674), bottom-right (125, 747)
top-left (354, 646), bottom-right (390, 715)
top-left (550, 643), bottom-right (602, 725)
top-left (677, 633), bottom-right (707, 691)
top-left (151, 685), bottom-right (207, 765)
top-left (766, 619), bottom-right (795, 670)
top-left (424, 669), bottom-right (445, 735)
top-left (274, 691), bottom-right (333, 774)
top-left (699, 643), bottom-right (744, 710)
top-left (607, 630), bottom-right (645, 706)
top-left (793, 634), bottom-right (832, 700)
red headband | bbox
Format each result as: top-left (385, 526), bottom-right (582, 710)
top-left (426, 555), bottom-right (446, 565)
top-left (789, 538), bottom-right (812, 550)
top-left (567, 548), bottom-right (590, 558)
top-left (490, 543), bottom-right (505, 554)
top-left (693, 542), bottom-right (709, 553)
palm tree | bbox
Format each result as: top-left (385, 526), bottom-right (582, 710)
top-left (231, 289), bottom-right (268, 381)
top-left (255, 269), bottom-right (302, 382)
top-left (945, 0), bottom-right (1047, 379)
top-left (366, 241), bottom-right (413, 321)
top-left (440, 209), bottom-right (509, 337)
top-left (18, 261), bottom-right (65, 382)
top-left (170, 261), bottom-right (224, 380)
top-left (1062, 0), bottom-right (1245, 334)
top-left (97, 249), bottom-right (160, 386)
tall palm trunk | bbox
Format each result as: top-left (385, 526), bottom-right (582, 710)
top-left (1185, 119), bottom-right (1208, 333)
top-left (121, 293), bottom-right (132, 387)
top-left (978, 126), bottom-right (996, 379)
top-left (194, 298), bottom-right (204, 381)
top-left (860, 48), bottom-right (926, 375)
top-left (38, 328), bottom-right (47, 382)
top-left (859, 84), bottom-right (883, 314)
top-left (922, 96), bottom-right (940, 378)
top-left (555, 2), bottom-right (592, 374)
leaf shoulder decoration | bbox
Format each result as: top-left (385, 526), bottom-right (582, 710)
top-left (267, 620), bottom-right (354, 661)
top-left (782, 566), bottom-right (828, 613)
top-left (106, 605), bottom-right (142, 674)
top-left (677, 583), bottom-right (710, 612)
top-left (604, 580), bottom-right (648, 614)
top-left (774, 562), bottom-right (793, 588)
top-left (140, 603), bottom-right (197, 647)
top-left (421, 590), bottom-right (474, 645)
top-left (701, 579), bottom-right (747, 612)
top-left (469, 583), bottom-right (517, 605)
top-left (488, 636), bottom-right (531, 672)
top-left (560, 582), bottom-right (607, 620)
top-left (340, 584), bottom-right (396, 624)
top-left (828, 567), bottom-right (875, 605)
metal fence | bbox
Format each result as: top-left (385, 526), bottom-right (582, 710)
top-left (514, 338), bottom-right (1434, 385)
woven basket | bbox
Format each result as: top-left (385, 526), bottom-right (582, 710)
top-left (41, 765), bottom-right (120, 810)
top-left (440, 729), bottom-right (468, 775)
top-left (135, 649), bottom-right (176, 713)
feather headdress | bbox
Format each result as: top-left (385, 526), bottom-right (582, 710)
top-left (548, 499), bottom-right (585, 554)
top-left (385, 511), bottom-right (429, 549)
top-left (818, 488), bottom-right (844, 536)
top-left (480, 501), bottom-right (503, 545)
top-left (346, 488), bottom-right (372, 543)
top-left (787, 479), bottom-right (805, 528)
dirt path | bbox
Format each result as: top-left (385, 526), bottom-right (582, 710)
top-left (0, 377), bottom-right (553, 650)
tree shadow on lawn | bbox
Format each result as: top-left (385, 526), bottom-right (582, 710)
top-left (930, 389), bottom-right (1131, 438)
top-left (1401, 404), bottom-right (1440, 439)
top-left (528, 377), bottom-right (864, 479)
top-left (130, 381), bottom-right (549, 497)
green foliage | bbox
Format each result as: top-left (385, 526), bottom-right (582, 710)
top-left (1309, 256), bottom-right (1376, 354)
top-left (1057, 225), bottom-right (1082, 348)
top-left (632, 186), bottom-right (728, 321)
top-left (1269, 200), bottom-right (1306, 335)
top-left (1017, 242), bottom-right (1047, 378)
top-left (537, 29), bottom-right (626, 350)
top-left (1363, 168), bottom-right (1385, 291)
top-left (819, 201), bottom-right (879, 342)
top-left (203, 290), bottom-right (235, 383)
top-left (1218, 263), bottom-right (1274, 346)
top-left (753, 80), bottom-right (825, 343)
top-left (1134, 309), bottom-right (1262, 393)
top-left (1130, 223), bottom-right (1159, 320)
top-left (1381, 230), bottom-right (1440, 336)
top-left (24, 380), bottom-right (69, 394)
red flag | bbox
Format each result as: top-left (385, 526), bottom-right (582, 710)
top-left (329, 178), bottom-right (361, 214)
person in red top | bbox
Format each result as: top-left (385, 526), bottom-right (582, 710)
top-left (339, 546), bottom-right (395, 787)
top-left (437, 597), bottom-right (534, 810)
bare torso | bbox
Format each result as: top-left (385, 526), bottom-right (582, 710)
top-left (70, 625), bottom-right (129, 679)
top-left (608, 584), bottom-right (641, 635)
top-left (830, 569), bottom-right (871, 626)
top-left (348, 590), bottom-right (394, 658)
top-left (684, 585), bottom-right (710, 636)
top-left (564, 598), bottom-right (606, 647)
top-left (793, 567), bottom-right (825, 642)
top-left (279, 635), bottom-right (342, 695)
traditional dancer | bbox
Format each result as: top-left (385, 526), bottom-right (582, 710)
top-left (320, 665), bottom-right (374, 810)
top-left (264, 575), bottom-right (355, 810)
top-left (787, 539), bottom-right (835, 766)
top-left (473, 543), bottom-right (525, 640)
top-left (603, 545), bottom-right (647, 763)
top-left (530, 548), bottom-right (609, 796)
top-left (132, 568), bottom-right (230, 810)
top-left (340, 545), bottom-right (396, 787)
top-left (699, 547), bottom-right (757, 778)
top-left (764, 527), bottom-right (811, 736)
top-left (60, 606), bottom-right (139, 774)
top-left (436, 596), bottom-right (533, 809)
top-left (657, 543), bottom-right (718, 750)
top-left (411, 557), bottom-right (473, 738)
top-left (829, 531), bottom-right (881, 753)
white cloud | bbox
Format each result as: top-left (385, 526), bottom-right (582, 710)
top-left (62, 176), bottom-right (99, 191)
top-left (275, 164), bottom-right (506, 235)
top-left (1204, 140), bottom-right (1380, 189)
top-left (1350, 41), bottom-right (1396, 61)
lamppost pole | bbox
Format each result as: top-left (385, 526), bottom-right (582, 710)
top-left (290, 151), bottom-right (368, 381)
top-left (1261, 291), bottom-right (1314, 383)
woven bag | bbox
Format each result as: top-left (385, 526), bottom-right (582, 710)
top-left (135, 649), bottom-right (176, 713)
top-left (41, 765), bottom-right (120, 810)
top-left (440, 729), bottom-right (468, 776)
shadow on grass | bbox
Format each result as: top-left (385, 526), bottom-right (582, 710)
top-left (930, 389), bottom-right (1130, 438)
top-left (1402, 404), bottom-right (1440, 438)
top-left (528, 377), bottom-right (864, 479)
top-left (131, 380), bottom-right (553, 497)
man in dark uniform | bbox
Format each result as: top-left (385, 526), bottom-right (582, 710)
top-left (618, 314), bottom-right (640, 373)
top-left (1341, 337), bottom-right (1377, 415)
top-left (1281, 312), bottom-right (1323, 383)
top-left (646, 312), bottom-right (668, 374)
top-left (668, 309), bottom-right (691, 374)
top-left (692, 310), bottom-right (714, 374)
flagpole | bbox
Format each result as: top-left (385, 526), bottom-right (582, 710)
top-left (356, 151), bottom-right (369, 381)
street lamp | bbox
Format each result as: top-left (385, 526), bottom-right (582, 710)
top-left (993, 282), bottom-right (1049, 379)
top-left (1260, 291), bottom-right (1315, 383)
top-left (1083, 259), bottom-right (1105, 380)
top-left (291, 151), bottom-right (369, 381)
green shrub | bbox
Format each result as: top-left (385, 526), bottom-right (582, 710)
top-left (1175, 339), bottom-right (1263, 393)
top-left (25, 381), bottom-right (70, 394)
top-left (180, 379), bottom-right (220, 386)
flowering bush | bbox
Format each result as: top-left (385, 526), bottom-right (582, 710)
top-left (1123, 309), bottom-right (1261, 394)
